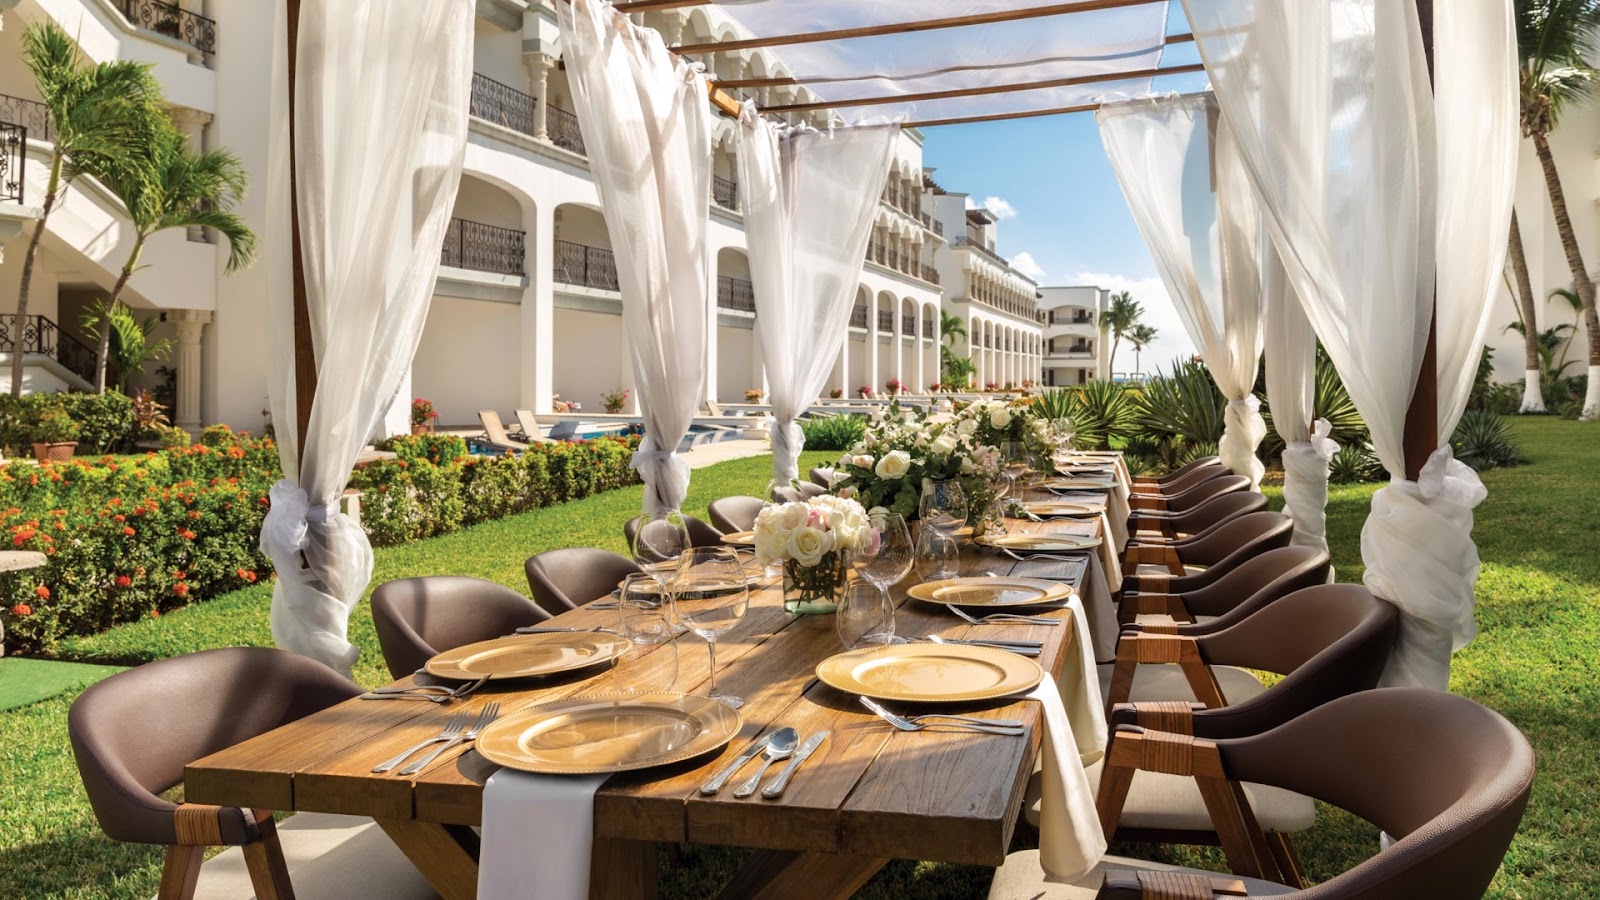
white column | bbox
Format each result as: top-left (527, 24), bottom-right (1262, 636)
top-left (866, 297), bottom-right (880, 397)
top-left (750, 319), bottom-right (767, 395)
top-left (523, 52), bottom-right (555, 141)
top-left (171, 309), bottom-right (211, 432)
top-left (912, 303), bottom-right (923, 391)
top-left (831, 336), bottom-right (847, 397)
top-left (523, 203), bottom-right (555, 414)
top-left (703, 245), bottom-right (719, 407)
top-left (169, 108), bottom-right (214, 242)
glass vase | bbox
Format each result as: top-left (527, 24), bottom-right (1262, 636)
top-left (783, 551), bottom-right (851, 615)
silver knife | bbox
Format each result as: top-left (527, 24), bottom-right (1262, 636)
top-left (699, 732), bottom-right (774, 795)
top-left (761, 731), bottom-right (829, 799)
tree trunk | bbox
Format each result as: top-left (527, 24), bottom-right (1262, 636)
top-left (1532, 131), bottom-right (1600, 419)
top-left (1107, 335), bottom-right (1121, 377)
top-left (9, 154), bottom-right (63, 398)
top-left (96, 236), bottom-right (144, 394)
top-left (1506, 210), bottom-right (1545, 412)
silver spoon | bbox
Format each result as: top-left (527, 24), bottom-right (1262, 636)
top-left (732, 727), bottom-right (799, 798)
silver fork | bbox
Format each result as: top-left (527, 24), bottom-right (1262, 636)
top-left (372, 711), bottom-right (469, 773)
top-left (859, 697), bottom-right (1024, 736)
top-left (948, 606), bottom-right (1060, 627)
top-left (398, 702), bottom-right (501, 776)
top-left (860, 697), bottom-right (1025, 729)
top-left (365, 675), bottom-right (489, 702)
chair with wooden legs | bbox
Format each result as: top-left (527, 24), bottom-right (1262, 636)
top-left (1119, 511), bottom-right (1293, 594)
top-left (1126, 474), bottom-right (1250, 521)
top-left (524, 547), bottom-right (642, 617)
top-left (1127, 491), bottom-right (1267, 542)
top-left (1130, 461), bottom-right (1229, 498)
top-left (371, 575), bottom-right (549, 679)
top-left (1131, 455), bottom-right (1220, 489)
top-left (708, 496), bottom-right (767, 534)
top-left (1117, 545), bottom-right (1331, 629)
top-left (68, 647), bottom-right (363, 899)
top-left (992, 688), bottom-right (1533, 899)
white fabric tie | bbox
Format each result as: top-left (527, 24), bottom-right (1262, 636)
top-left (768, 419), bottom-right (806, 485)
top-left (479, 770), bottom-right (608, 899)
top-left (1032, 593), bottom-right (1109, 881)
top-left (1281, 418), bottom-right (1338, 554)
top-left (259, 479), bottom-right (367, 675)
top-left (630, 441), bottom-right (690, 516)
top-left (1362, 446), bottom-right (1485, 690)
top-left (1219, 395), bottom-right (1267, 490)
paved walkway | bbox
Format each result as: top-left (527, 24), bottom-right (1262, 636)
top-left (682, 437), bottom-right (771, 469)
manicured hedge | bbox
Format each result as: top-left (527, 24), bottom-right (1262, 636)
top-left (0, 391), bottom-right (136, 455)
top-left (1, 431), bottom-right (643, 653)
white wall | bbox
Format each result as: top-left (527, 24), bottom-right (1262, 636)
top-left (412, 296), bottom-right (520, 427)
top-left (716, 324), bottom-right (753, 403)
top-left (552, 307), bottom-right (624, 411)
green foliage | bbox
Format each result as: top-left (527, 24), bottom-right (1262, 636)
top-left (1101, 290), bottom-right (1146, 374)
top-left (1515, 0), bottom-right (1600, 137)
top-left (1451, 410), bottom-right (1525, 471)
top-left (376, 432), bottom-right (469, 464)
top-left (1329, 443), bottom-right (1381, 484)
top-left (1176, 440), bottom-right (1220, 468)
top-left (1027, 387), bottom-right (1075, 422)
top-left (798, 414), bottom-right (867, 451)
top-left (156, 425), bottom-right (191, 449)
top-left (1262, 353), bottom-right (1367, 455)
top-left (198, 423), bottom-right (240, 448)
top-left (1134, 359), bottom-right (1228, 452)
top-left (29, 405), bottom-right (79, 445)
top-left (1064, 379), bottom-right (1139, 450)
top-left (79, 300), bottom-right (172, 392)
top-left (0, 392), bottom-right (135, 454)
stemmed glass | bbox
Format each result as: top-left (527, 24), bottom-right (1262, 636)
top-left (855, 511), bottom-right (914, 592)
top-left (672, 546), bottom-right (750, 709)
top-left (611, 573), bottom-right (679, 694)
top-left (631, 510), bottom-right (691, 633)
top-left (917, 479), bottom-right (968, 537)
top-left (837, 578), bottom-right (896, 649)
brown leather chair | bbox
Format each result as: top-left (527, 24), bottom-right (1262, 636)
top-left (1132, 454), bottom-right (1221, 488)
top-left (1131, 462), bottom-right (1229, 498)
top-left (1118, 545), bottom-right (1331, 628)
top-left (995, 688), bottom-right (1533, 899)
top-left (771, 482), bottom-right (827, 502)
top-left (708, 496), bottom-right (766, 534)
top-left (68, 647), bottom-right (362, 899)
top-left (808, 466), bottom-right (839, 488)
top-left (371, 575), bottom-right (549, 680)
top-left (1086, 585), bottom-right (1399, 885)
top-left (622, 513), bottom-right (725, 551)
top-left (524, 547), bottom-right (641, 617)
top-left (1128, 473), bottom-right (1249, 517)
top-left (1129, 490), bottom-right (1268, 542)
top-left (1121, 511), bottom-right (1293, 592)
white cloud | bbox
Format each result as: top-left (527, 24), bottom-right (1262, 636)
top-left (964, 196), bottom-right (977, 210)
top-left (1010, 251), bottom-right (1046, 280)
top-left (982, 195), bottom-right (1017, 219)
top-left (1067, 271), bottom-right (1197, 377)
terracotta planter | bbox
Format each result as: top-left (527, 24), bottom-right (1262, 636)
top-left (32, 442), bottom-right (76, 462)
top-left (410, 422), bottom-right (434, 436)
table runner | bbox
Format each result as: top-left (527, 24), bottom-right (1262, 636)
top-left (1030, 593), bottom-right (1109, 880)
top-left (479, 770), bottom-right (608, 899)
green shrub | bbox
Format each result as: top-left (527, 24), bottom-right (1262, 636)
top-left (799, 414), bottom-right (868, 452)
top-left (199, 423), bottom-right (240, 448)
top-left (1027, 388), bottom-right (1075, 422)
top-left (157, 426), bottom-right (192, 449)
top-left (1176, 440), bottom-right (1219, 468)
top-left (30, 405), bottom-right (80, 445)
top-left (1329, 443), bottom-right (1381, 484)
top-left (378, 433), bottom-right (470, 465)
top-left (1136, 359), bottom-right (1228, 451)
top-left (1065, 380), bottom-right (1139, 450)
top-left (1262, 354), bottom-right (1367, 455)
top-left (0, 392), bottom-right (135, 454)
top-left (1451, 410), bottom-right (1523, 471)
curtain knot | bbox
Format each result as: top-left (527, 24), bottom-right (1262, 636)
top-left (1413, 446), bottom-right (1487, 507)
top-left (1308, 417), bottom-right (1339, 461)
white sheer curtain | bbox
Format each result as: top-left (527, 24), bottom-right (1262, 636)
top-left (560, 0), bottom-right (712, 515)
top-left (260, 0), bottom-right (471, 673)
top-left (1185, 0), bottom-right (1517, 689)
top-left (738, 112), bottom-right (899, 485)
top-left (1097, 94), bottom-right (1266, 488)
top-left (1261, 244), bottom-right (1337, 554)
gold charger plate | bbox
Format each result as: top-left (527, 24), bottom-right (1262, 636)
top-left (817, 643), bottom-right (1043, 703)
top-left (424, 633), bottom-right (627, 681)
top-left (721, 530), bottom-right (757, 546)
top-left (978, 533), bottom-right (1102, 552)
top-left (1042, 477), bottom-right (1115, 490)
top-left (1023, 500), bottom-right (1102, 517)
top-left (906, 577), bottom-right (1070, 608)
top-left (475, 692), bottom-right (742, 775)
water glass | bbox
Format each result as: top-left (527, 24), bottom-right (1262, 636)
top-left (836, 579), bottom-right (896, 650)
top-left (672, 546), bottom-right (750, 708)
top-left (855, 511), bottom-right (913, 591)
top-left (918, 479), bottom-right (968, 535)
top-left (611, 582), bottom-right (679, 693)
top-left (914, 526), bottom-right (960, 581)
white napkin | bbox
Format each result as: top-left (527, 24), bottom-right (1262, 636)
top-left (479, 769), bottom-right (609, 899)
top-left (1028, 594), bottom-right (1109, 881)
top-left (1094, 513), bottom-right (1124, 591)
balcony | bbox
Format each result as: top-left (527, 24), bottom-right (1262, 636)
top-left (0, 95), bottom-right (51, 143)
top-left (1047, 344), bottom-right (1095, 359)
top-left (900, 313), bottom-right (915, 337)
top-left (850, 304), bottom-right (868, 328)
top-left (1050, 311), bottom-right (1094, 325)
top-left (470, 73), bottom-right (536, 138)
top-left (1, 123), bottom-right (23, 205)
top-left (922, 319), bottom-right (935, 339)
top-left (877, 309), bottom-right (895, 332)
top-left (548, 105), bottom-right (586, 156)
top-left (920, 263), bottom-right (940, 285)
top-left (554, 239), bottom-right (617, 291)
top-left (712, 176), bottom-right (739, 211)
top-left (717, 275), bottom-right (755, 312)
top-left (0, 314), bottom-right (99, 386)
top-left (118, 0), bottom-right (217, 56)
top-left (441, 217), bottom-right (525, 276)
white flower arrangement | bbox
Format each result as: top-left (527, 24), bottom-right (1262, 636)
top-left (832, 401), bottom-right (1002, 521)
top-left (753, 494), bottom-right (874, 569)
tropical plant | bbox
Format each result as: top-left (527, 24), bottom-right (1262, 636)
top-left (1100, 290), bottom-right (1145, 376)
top-left (938, 309), bottom-right (966, 350)
top-left (87, 120), bottom-right (256, 392)
top-left (1028, 387), bottom-right (1075, 422)
top-left (10, 22), bottom-right (164, 396)
top-left (1125, 323), bottom-right (1158, 376)
top-left (602, 388), bottom-right (631, 413)
top-left (29, 403), bottom-right (80, 446)
top-left (942, 354), bottom-right (976, 389)
top-left (129, 388), bottom-right (170, 440)
top-left (1451, 410), bottom-right (1525, 471)
top-left (1261, 351), bottom-right (1367, 456)
top-left (1064, 380), bottom-right (1139, 450)
top-left (81, 300), bottom-right (172, 391)
top-left (1134, 359), bottom-right (1229, 463)
top-left (798, 413), bottom-right (867, 452)
top-left (1515, 0), bottom-right (1600, 418)
top-left (1329, 443), bottom-right (1382, 484)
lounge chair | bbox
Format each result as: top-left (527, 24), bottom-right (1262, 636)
top-left (477, 410), bottom-right (529, 454)
top-left (512, 409), bottom-right (561, 443)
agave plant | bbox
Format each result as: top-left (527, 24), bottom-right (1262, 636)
top-left (1262, 353), bottom-right (1367, 456)
top-left (1135, 359), bottom-right (1228, 453)
top-left (1064, 380), bottom-right (1138, 450)
top-left (1451, 410), bottom-right (1524, 471)
top-left (1329, 443), bottom-right (1382, 484)
top-left (1027, 387), bottom-right (1075, 422)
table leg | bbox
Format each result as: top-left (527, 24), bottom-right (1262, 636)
top-left (376, 818), bottom-right (480, 900)
top-left (716, 849), bottom-right (889, 900)
top-left (590, 837), bottom-right (659, 899)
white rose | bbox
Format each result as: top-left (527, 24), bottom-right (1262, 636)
top-left (837, 485), bottom-right (857, 500)
top-left (787, 525), bottom-right (832, 567)
top-left (957, 417), bottom-right (978, 436)
top-left (990, 407), bottom-right (1012, 429)
top-left (775, 502), bottom-right (809, 534)
top-left (753, 532), bottom-right (784, 566)
top-left (874, 450), bottom-right (911, 480)
top-left (931, 432), bottom-right (959, 456)
top-left (960, 457), bottom-right (976, 474)
top-left (853, 454), bottom-right (875, 470)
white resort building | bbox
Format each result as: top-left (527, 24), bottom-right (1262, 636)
top-left (1038, 286), bottom-right (1108, 386)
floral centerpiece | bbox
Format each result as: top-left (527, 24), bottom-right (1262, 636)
top-left (754, 495), bottom-right (875, 614)
top-left (831, 401), bottom-right (1001, 526)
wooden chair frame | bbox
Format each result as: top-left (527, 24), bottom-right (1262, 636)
top-left (161, 803), bottom-right (294, 900)
top-left (1105, 633), bottom-right (1227, 713)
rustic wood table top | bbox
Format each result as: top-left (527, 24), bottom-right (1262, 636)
top-left (185, 512), bottom-right (1104, 900)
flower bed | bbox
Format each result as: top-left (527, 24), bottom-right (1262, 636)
top-left (2, 430), bottom-right (644, 654)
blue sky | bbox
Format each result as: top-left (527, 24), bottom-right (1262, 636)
top-left (922, 112), bottom-right (1200, 376)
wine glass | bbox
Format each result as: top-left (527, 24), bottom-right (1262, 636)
top-left (837, 578), bottom-right (896, 649)
top-left (914, 526), bottom-right (960, 581)
top-left (917, 479), bottom-right (968, 536)
top-left (855, 511), bottom-right (913, 592)
top-left (631, 511), bottom-right (691, 632)
top-left (672, 546), bottom-right (750, 709)
top-left (611, 574), bottom-right (679, 693)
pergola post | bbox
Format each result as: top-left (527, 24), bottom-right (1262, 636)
top-left (1400, 0), bottom-right (1438, 482)
top-left (285, 0), bottom-right (315, 470)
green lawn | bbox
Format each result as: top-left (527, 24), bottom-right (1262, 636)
top-left (3, 422), bottom-right (1597, 897)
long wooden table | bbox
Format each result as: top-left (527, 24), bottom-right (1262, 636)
top-left (185, 516), bottom-right (1105, 899)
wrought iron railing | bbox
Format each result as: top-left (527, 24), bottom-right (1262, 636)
top-left (901, 314), bottom-right (915, 336)
top-left (119, 0), bottom-right (217, 56)
top-left (923, 319), bottom-right (935, 339)
top-left (553, 239), bottom-right (617, 290)
top-left (920, 264), bottom-right (940, 286)
top-left (712, 176), bottom-right (738, 211)
top-left (0, 95), bottom-right (51, 142)
top-left (0, 123), bottom-right (23, 205)
top-left (877, 310), bottom-right (895, 332)
top-left (548, 105), bottom-right (586, 156)
top-left (717, 276), bottom-right (755, 312)
top-left (470, 73), bottom-right (536, 137)
top-left (0, 314), bottom-right (98, 385)
top-left (442, 217), bottom-right (525, 276)
top-left (850, 304), bottom-right (868, 328)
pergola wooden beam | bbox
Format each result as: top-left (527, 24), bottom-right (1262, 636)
top-left (673, 0), bottom-right (1169, 55)
top-left (285, 0), bottom-right (314, 462)
top-left (758, 62), bottom-right (1205, 114)
top-left (905, 102), bottom-right (1103, 130)
top-left (1401, 0), bottom-right (1438, 481)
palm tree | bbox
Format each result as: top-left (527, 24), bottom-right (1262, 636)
top-left (82, 300), bottom-right (172, 392)
top-left (938, 309), bottom-right (966, 350)
top-left (1126, 323), bottom-right (1159, 376)
top-left (1505, 209), bottom-right (1545, 411)
top-left (10, 22), bottom-right (162, 396)
top-left (1515, 0), bottom-right (1600, 418)
top-left (87, 121), bottom-right (256, 392)
top-left (1100, 290), bottom-right (1144, 377)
